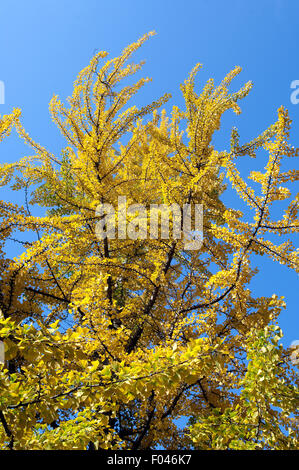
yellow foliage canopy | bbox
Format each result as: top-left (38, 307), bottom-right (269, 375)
top-left (0, 33), bottom-right (298, 450)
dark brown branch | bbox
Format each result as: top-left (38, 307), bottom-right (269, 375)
top-left (0, 410), bottom-right (14, 450)
top-left (125, 241), bottom-right (176, 353)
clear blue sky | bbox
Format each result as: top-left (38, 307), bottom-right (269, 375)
top-left (0, 0), bottom-right (298, 346)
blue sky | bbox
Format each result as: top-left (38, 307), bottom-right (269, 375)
top-left (0, 0), bottom-right (298, 346)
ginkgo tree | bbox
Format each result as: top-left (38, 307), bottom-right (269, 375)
top-left (0, 32), bottom-right (298, 450)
